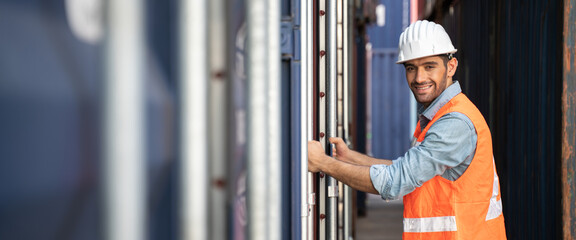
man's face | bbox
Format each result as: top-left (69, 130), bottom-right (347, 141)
top-left (403, 55), bottom-right (457, 107)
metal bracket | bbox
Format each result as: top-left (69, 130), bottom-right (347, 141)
top-left (328, 186), bottom-right (339, 198)
top-left (309, 192), bottom-right (316, 205)
top-left (281, 22), bottom-right (293, 55)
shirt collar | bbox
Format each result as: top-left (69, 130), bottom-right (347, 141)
top-left (418, 81), bottom-right (462, 122)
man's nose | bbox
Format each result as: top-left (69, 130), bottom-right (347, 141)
top-left (414, 67), bottom-right (427, 83)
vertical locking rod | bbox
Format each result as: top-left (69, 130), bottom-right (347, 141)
top-left (103, 1), bottom-right (146, 240)
top-left (317, 0), bottom-right (328, 239)
top-left (178, 0), bottom-right (210, 239)
top-left (301, 0), bottom-right (314, 239)
top-left (246, 0), bottom-right (282, 239)
top-left (326, 0), bottom-right (339, 239)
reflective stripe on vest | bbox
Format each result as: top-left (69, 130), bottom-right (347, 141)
top-left (404, 216), bottom-right (457, 233)
top-left (486, 158), bottom-right (503, 221)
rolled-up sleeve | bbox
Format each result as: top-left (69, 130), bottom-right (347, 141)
top-left (369, 112), bottom-right (476, 200)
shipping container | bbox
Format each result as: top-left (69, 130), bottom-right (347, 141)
top-left (424, 0), bottom-right (573, 239)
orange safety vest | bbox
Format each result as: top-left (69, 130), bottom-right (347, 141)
top-left (403, 93), bottom-right (507, 240)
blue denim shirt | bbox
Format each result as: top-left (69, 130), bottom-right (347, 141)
top-left (370, 81), bottom-right (477, 200)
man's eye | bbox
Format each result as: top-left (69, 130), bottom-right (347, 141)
top-left (425, 66), bottom-right (435, 70)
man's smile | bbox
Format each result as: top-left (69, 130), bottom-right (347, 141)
top-left (413, 83), bottom-right (434, 94)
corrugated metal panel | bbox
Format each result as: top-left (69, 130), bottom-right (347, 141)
top-left (281, 0), bottom-right (307, 239)
top-left (432, 0), bottom-right (566, 239)
top-left (366, 0), bottom-right (412, 160)
top-left (562, 0), bottom-right (576, 238)
top-left (369, 49), bottom-right (412, 159)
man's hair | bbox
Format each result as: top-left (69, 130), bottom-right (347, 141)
top-left (401, 53), bottom-right (454, 68)
top-left (438, 53), bottom-right (454, 66)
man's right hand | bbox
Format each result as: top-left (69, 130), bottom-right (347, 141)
top-left (308, 140), bottom-right (327, 173)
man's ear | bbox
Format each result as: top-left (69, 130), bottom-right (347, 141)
top-left (447, 57), bottom-right (458, 77)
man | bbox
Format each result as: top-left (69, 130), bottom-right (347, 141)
top-left (308, 20), bottom-right (507, 239)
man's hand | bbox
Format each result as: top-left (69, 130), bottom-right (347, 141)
top-left (308, 140), bottom-right (327, 173)
top-left (307, 139), bottom-right (379, 194)
top-left (329, 137), bottom-right (351, 161)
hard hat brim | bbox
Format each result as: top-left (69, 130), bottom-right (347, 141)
top-left (396, 49), bottom-right (457, 64)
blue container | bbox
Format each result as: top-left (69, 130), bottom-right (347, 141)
top-left (0, 2), bottom-right (104, 238)
top-left (368, 49), bottom-right (412, 160)
top-left (0, 1), bottom-right (179, 239)
top-left (366, 0), bottom-right (413, 160)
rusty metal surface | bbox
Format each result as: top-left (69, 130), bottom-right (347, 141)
top-left (562, 0), bottom-right (576, 239)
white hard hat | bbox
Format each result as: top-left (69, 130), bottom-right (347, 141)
top-left (396, 20), bottom-right (457, 64)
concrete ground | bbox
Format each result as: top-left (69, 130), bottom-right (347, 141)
top-left (356, 194), bottom-right (403, 240)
